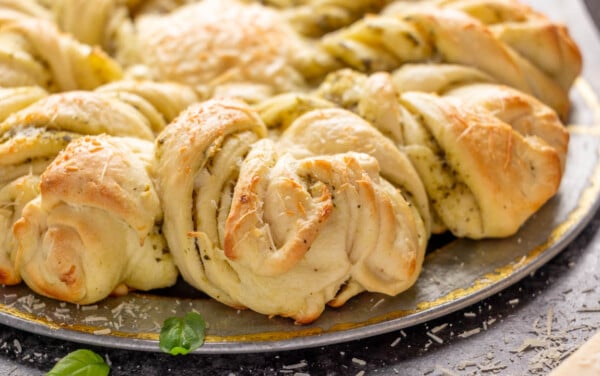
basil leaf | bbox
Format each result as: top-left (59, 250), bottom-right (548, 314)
top-left (159, 312), bottom-right (206, 355)
top-left (46, 349), bottom-right (109, 376)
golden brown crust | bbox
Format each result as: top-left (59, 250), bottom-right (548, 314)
top-left (322, 1), bottom-right (581, 119)
top-left (0, 174), bottom-right (38, 285)
top-left (0, 17), bottom-right (123, 91)
top-left (437, 0), bottom-right (582, 91)
top-left (156, 98), bottom-right (427, 323)
top-left (156, 98), bottom-right (268, 307)
top-left (277, 106), bottom-right (432, 236)
top-left (400, 91), bottom-right (562, 238)
top-left (223, 152), bottom-right (334, 276)
top-left (0, 0), bottom-right (580, 323)
top-left (315, 69), bottom-right (566, 238)
top-left (14, 135), bottom-right (178, 304)
top-left (132, 0), bottom-right (309, 100)
top-left (40, 136), bottom-right (159, 237)
top-left (445, 82), bottom-right (569, 171)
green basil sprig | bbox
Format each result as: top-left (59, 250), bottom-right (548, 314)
top-left (159, 312), bottom-right (206, 355)
top-left (46, 349), bottom-right (109, 376)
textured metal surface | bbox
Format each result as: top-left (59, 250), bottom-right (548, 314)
top-left (584, 0), bottom-right (600, 33)
top-left (0, 81), bottom-right (598, 355)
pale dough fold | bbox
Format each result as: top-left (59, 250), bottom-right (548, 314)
top-left (156, 98), bottom-right (427, 323)
top-left (129, 0), bottom-right (335, 101)
top-left (321, 0), bottom-right (581, 119)
top-left (14, 135), bottom-right (178, 304)
top-left (0, 81), bottom-right (196, 286)
top-left (316, 69), bottom-right (566, 238)
top-left (0, 17), bottom-right (123, 91)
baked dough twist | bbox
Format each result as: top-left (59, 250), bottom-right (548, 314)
top-left (0, 0), bottom-right (52, 22)
top-left (0, 86), bottom-right (47, 122)
top-left (254, 92), bottom-right (336, 131)
top-left (391, 63), bottom-right (569, 170)
top-left (127, 0), bottom-right (194, 15)
top-left (384, 0), bottom-right (582, 92)
top-left (242, 0), bottom-right (391, 37)
top-left (321, 0), bottom-right (581, 119)
top-left (0, 17), bottom-right (123, 91)
top-left (156, 98), bottom-right (268, 308)
top-left (13, 135), bottom-right (178, 304)
top-left (50, 0), bottom-right (134, 58)
top-left (0, 0), bottom-right (579, 321)
top-left (0, 81), bottom-right (196, 285)
top-left (317, 69), bottom-right (567, 238)
top-left (156, 98), bottom-right (427, 323)
top-left (125, 0), bottom-right (337, 102)
top-left (94, 79), bottom-right (199, 133)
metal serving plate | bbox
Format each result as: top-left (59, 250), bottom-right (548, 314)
top-left (0, 80), bottom-right (599, 354)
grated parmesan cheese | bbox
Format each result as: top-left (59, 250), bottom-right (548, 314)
top-left (93, 328), bottom-right (112, 335)
top-left (282, 361), bottom-right (307, 370)
top-left (83, 316), bottom-right (108, 323)
top-left (352, 358), bottom-right (366, 366)
top-left (13, 339), bottom-right (21, 354)
top-left (32, 303), bottom-right (46, 311)
top-left (431, 323), bottom-right (448, 334)
top-left (458, 328), bottom-right (481, 338)
top-left (370, 298), bottom-right (385, 311)
top-left (435, 366), bottom-right (459, 376)
top-left (426, 332), bottom-right (444, 344)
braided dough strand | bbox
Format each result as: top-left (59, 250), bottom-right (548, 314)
top-left (0, 81), bottom-right (193, 285)
top-left (316, 69), bottom-right (566, 238)
top-left (13, 136), bottom-right (178, 304)
top-left (322, 2), bottom-right (581, 119)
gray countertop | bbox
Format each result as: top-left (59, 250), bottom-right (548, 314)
top-left (1, 0), bottom-right (599, 375)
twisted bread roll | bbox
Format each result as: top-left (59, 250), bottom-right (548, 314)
top-left (0, 86), bottom-right (47, 122)
top-left (0, 81), bottom-right (195, 285)
top-left (0, 175), bottom-right (38, 284)
top-left (13, 135), bottom-right (178, 304)
top-left (94, 79), bottom-right (199, 133)
top-left (0, 17), bottom-right (123, 91)
top-left (275, 108), bottom-right (429, 307)
top-left (384, 0), bottom-right (581, 92)
top-left (276, 107), bottom-right (430, 235)
top-left (391, 63), bottom-right (495, 94)
top-left (156, 98), bottom-right (268, 307)
top-left (128, 0), bottom-right (195, 15)
top-left (443, 82), bottom-right (569, 171)
top-left (156, 98), bottom-right (427, 323)
top-left (400, 92), bottom-right (563, 238)
top-left (226, 140), bottom-right (425, 318)
top-left (316, 69), bottom-right (566, 238)
top-left (242, 0), bottom-right (391, 37)
top-left (50, 0), bottom-right (134, 58)
top-left (126, 0), bottom-right (337, 102)
top-left (254, 92), bottom-right (336, 131)
top-left (0, 0), bottom-right (52, 22)
top-left (389, 64), bottom-right (569, 171)
top-left (321, 0), bottom-right (581, 119)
